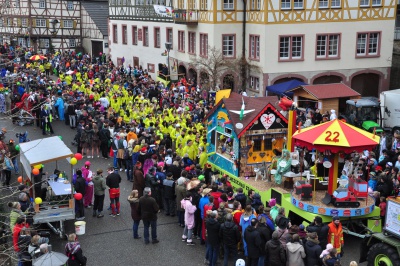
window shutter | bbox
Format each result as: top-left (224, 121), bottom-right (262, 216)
top-left (17, 18), bottom-right (22, 27)
top-left (32, 19), bottom-right (36, 27)
top-left (46, 19), bottom-right (49, 28)
top-left (60, 20), bottom-right (64, 29)
top-left (73, 21), bottom-right (77, 29)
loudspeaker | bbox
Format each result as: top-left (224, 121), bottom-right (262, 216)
top-left (322, 192), bottom-right (332, 205)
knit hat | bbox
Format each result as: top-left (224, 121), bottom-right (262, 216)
top-left (165, 157), bottom-right (172, 165)
top-left (332, 216), bottom-right (340, 221)
top-left (272, 230), bottom-right (279, 240)
top-left (236, 259), bottom-right (245, 266)
top-left (268, 198), bottom-right (276, 207)
top-left (84, 161), bottom-right (91, 166)
top-left (198, 175), bottom-right (205, 181)
top-left (8, 202), bottom-right (19, 209)
top-left (299, 224), bottom-right (305, 230)
top-left (18, 184), bottom-right (27, 191)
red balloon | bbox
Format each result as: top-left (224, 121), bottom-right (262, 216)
top-left (32, 168), bottom-right (40, 175)
top-left (74, 153), bottom-right (83, 161)
top-left (74, 193), bottom-right (83, 200)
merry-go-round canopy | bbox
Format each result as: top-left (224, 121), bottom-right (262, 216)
top-left (292, 119), bottom-right (380, 153)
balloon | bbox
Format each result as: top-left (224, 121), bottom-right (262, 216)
top-left (34, 164), bottom-right (41, 169)
top-left (74, 153), bottom-right (83, 160)
top-left (34, 197), bottom-right (42, 204)
top-left (15, 145), bottom-right (20, 151)
top-left (74, 193), bottom-right (83, 200)
top-left (58, 136), bottom-right (63, 140)
top-left (70, 157), bottom-right (78, 165)
top-left (32, 168), bottom-right (40, 175)
top-left (206, 143), bottom-right (210, 147)
top-left (17, 176), bottom-right (23, 183)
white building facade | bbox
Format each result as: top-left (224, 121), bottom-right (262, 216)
top-left (109, 0), bottom-right (396, 97)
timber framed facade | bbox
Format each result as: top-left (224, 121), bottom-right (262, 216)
top-left (108, 0), bottom-right (396, 97)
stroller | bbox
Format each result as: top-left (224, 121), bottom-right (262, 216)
top-left (11, 93), bottom-right (35, 126)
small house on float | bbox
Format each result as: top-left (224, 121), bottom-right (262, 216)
top-left (205, 92), bottom-right (288, 178)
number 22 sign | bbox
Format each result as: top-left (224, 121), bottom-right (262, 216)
top-left (325, 131), bottom-right (340, 142)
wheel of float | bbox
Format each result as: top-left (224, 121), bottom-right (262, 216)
top-left (367, 243), bottom-right (400, 266)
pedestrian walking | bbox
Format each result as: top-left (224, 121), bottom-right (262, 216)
top-left (128, 189), bottom-right (142, 239)
top-left (106, 166), bottom-right (121, 217)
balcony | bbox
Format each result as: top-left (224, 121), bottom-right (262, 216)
top-left (173, 9), bottom-right (198, 25)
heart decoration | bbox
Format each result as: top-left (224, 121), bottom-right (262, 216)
top-left (252, 156), bottom-right (257, 161)
top-left (261, 113), bottom-right (276, 130)
top-left (249, 152), bottom-right (253, 157)
top-left (259, 152), bottom-right (266, 158)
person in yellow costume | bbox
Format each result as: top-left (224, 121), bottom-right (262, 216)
top-left (182, 139), bottom-right (197, 161)
top-left (175, 128), bottom-right (185, 150)
top-left (198, 146), bottom-right (208, 168)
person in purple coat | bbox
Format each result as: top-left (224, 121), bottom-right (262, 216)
top-left (181, 191), bottom-right (197, 246)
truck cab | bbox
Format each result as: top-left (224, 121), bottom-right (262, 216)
top-left (345, 97), bottom-right (383, 133)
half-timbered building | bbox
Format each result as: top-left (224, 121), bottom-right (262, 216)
top-left (0, 0), bottom-right (108, 55)
top-left (108, 0), bottom-right (397, 97)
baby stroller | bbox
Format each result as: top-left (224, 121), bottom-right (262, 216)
top-left (11, 93), bottom-right (35, 126)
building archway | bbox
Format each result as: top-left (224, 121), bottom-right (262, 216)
top-left (178, 65), bottom-right (187, 80)
top-left (272, 76), bottom-right (305, 85)
top-left (313, 75), bottom-right (343, 84)
top-left (188, 68), bottom-right (197, 83)
top-left (223, 74), bottom-right (235, 90)
top-left (199, 72), bottom-right (210, 89)
top-left (351, 73), bottom-right (380, 97)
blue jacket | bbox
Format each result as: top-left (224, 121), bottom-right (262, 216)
top-left (199, 196), bottom-right (209, 218)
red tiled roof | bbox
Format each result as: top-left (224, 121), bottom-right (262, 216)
top-left (219, 93), bottom-right (285, 137)
top-left (290, 83), bottom-right (360, 100)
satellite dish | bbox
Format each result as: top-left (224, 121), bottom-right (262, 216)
top-left (235, 123), bottom-right (243, 129)
top-left (323, 161), bottom-right (332, 168)
top-left (279, 161), bottom-right (287, 167)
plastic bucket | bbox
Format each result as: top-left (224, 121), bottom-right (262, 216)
top-left (74, 221), bottom-right (86, 235)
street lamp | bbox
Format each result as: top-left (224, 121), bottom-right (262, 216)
top-left (49, 19), bottom-right (59, 35)
top-left (165, 42), bottom-right (172, 81)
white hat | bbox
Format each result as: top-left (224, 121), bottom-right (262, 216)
top-left (165, 157), bottom-right (172, 165)
top-left (236, 259), bottom-right (245, 266)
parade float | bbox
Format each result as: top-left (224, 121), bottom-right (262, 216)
top-left (206, 91), bottom-right (382, 233)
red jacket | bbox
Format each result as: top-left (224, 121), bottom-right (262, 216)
top-left (13, 223), bottom-right (30, 252)
top-left (327, 221), bottom-right (344, 254)
top-left (210, 191), bottom-right (222, 209)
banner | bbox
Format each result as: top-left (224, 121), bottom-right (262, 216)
top-left (154, 5), bottom-right (173, 17)
top-left (169, 57), bottom-right (178, 81)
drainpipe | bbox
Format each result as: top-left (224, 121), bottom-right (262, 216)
top-left (241, 0), bottom-right (247, 92)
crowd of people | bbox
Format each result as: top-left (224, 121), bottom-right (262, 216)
top-left (0, 44), bottom-right (391, 266)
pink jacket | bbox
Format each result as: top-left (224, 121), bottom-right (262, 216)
top-left (181, 198), bottom-right (197, 229)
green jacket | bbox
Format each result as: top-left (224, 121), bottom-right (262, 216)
top-left (10, 209), bottom-right (24, 232)
top-left (93, 174), bottom-right (106, 196)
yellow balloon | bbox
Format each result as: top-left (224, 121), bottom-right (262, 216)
top-left (34, 164), bottom-right (41, 169)
top-left (70, 158), bottom-right (78, 165)
top-left (34, 197), bottom-right (42, 204)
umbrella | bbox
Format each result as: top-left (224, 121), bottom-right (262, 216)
top-left (66, 70), bottom-right (74, 75)
top-left (30, 55), bottom-right (47, 61)
top-left (33, 251), bottom-right (68, 266)
top-left (186, 179), bottom-right (200, 191)
top-left (292, 119), bottom-right (379, 194)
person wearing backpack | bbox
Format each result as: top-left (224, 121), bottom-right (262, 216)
top-left (239, 205), bottom-right (257, 258)
top-left (265, 230), bottom-right (287, 266)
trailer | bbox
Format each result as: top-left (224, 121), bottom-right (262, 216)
top-left (19, 136), bottom-right (75, 238)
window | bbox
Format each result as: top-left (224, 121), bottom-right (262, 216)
top-left (132, 26), bottom-right (138, 45)
top-left (200, 33), bottom-right (208, 57)
top-left (178, 30), bottom-right (185, 52)
top-left (166, 28), bottom-right (173, 47)
top-left (154, 27), bottom-right (160, 48)
top-left (294, 0), bottom-right (303, 9)
top-left (316, 34), bottom-right (340, 59)
top-left (67, 1), bottom-right (73, 10)
top-left (264, 139), bottom-right (273, 150)
top-left (39, 38), bottom-right (49, 48)
top-left (188, 0), bottom-right (196, 9)
top-left (122, 25), bottom-right (127, 44)
top-left (251, 0), bottom-right (261, 10)
top-left (253, 139), bottom-right (262, 152)
top-left (188, 32), bottom-right (196, 54)
top-left (39, 0), bottom-right (46, 8)
top-left (216, 132), bottom-right (235, 159)
top-left (200, 0), bottom-right (208, 10)
top-left (250, 76), bottom-right (260, 91)
top-left (279, 35), bottom-right (303, 60)
top-left (112, 24), bottom-right (118, 43)
top-left (36, 19), bottom-right (46, 28)
top-left (281, 0), bottom-right (291, 9)
top-left (22, 18), bottom-right (27, 27)
top-left (0, 19), bottom-right (3, 27)
top-left (7, 18), bottom-right (12, 26)
top-left (223, 0), bottom-right (234, 10)
top-left (249, 35), bottom-right (260, 60)
top-left (15, 0), bottom-right (20, 7)
top-left (18, 38), bottom-right (30, 47)
top-left (222, 35), bottom-right (235, 58)
top-left (63, 20), bottom-right (73, 29)
top-left (319, 0), bottom-right (341, 8)
top-left (356, 32), bottom-right (380, 57)
top-left (360, 0), bottom-right (381, 7)
top-left (69, 39), bottom-right (76, 47)
top-left (143, 26), bottom-right (148, 46)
